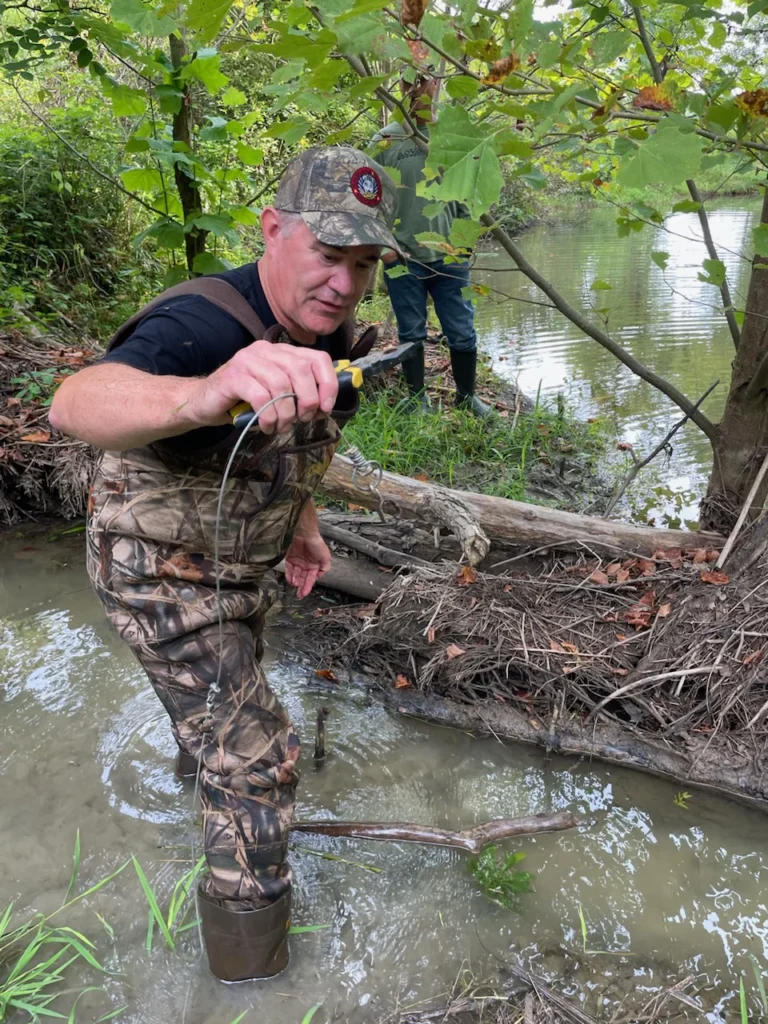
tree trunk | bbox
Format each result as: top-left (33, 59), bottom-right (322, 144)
top-left (169, 34), bottom-right (207, 274)
top-left (702, 187), bottom-right (768, 533)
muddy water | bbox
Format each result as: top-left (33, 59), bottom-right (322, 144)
top-left (473, 199), bottom-right (761, 528)
top-left (2, 535), bottom-right (768, 1023)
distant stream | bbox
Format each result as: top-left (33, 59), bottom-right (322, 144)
top-left (473, 197), bottom-right (761, 527)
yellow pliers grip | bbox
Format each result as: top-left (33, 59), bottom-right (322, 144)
top-left (229, 360), bottom-right (364, 429)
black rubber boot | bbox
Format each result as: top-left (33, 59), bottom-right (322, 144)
top-left (198, 885), bottom-right (291, 983)
top-left (174, 750), bottom-right (198, 779)
top-left (450, 349), bottom-right (493, 419)
top-left (400, 341), bottom-right (430, 411)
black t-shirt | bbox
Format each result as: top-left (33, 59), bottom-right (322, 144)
top-left (101, 262), bottom-right (348, 452)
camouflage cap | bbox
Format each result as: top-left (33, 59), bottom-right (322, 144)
top-left (274, 146), bottom-right (399, 251)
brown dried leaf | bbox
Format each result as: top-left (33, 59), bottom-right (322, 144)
top-left (705, 549), bottom-right (719, 562)
top-left (612, 666), bottom-right (630, 676)
top-left (617, 441), bottom-right (633, 451)
top-left (400, 0), bottom-right (428, 28)
top-left (657, 601), bottom-right (673, 618)
top-left (616, 569), bottom-right (631, 583)
top-left (446, 643), bottom-right (465, 659)
top-left (457, 565), bottom-right (478, 586)
top-left (638, 558), bottom-right (656, 576)
top-left (605, 562), bottom-right (623, 577)
top-left (560, 640), bottom-right (580, 655)
top-left (633, 85), bottom-right (674, 111)
top-left (315, 669), bottom-right (339, 682)
top-left (347, 502), bottom-right (366, 512)
top-left (415, 472), bottom-right (430, 482)
top-left (427, 626), bottom-right (436, 644)
top-left (20, 429), bottom-right (51, 443)
top-left (394, 673), bottom-right (412, 689)
top-left (615, 633), bottom-right (628, 641)
top-left (691, 548), bottom-right (708, 564)
top-left (639, 590), bottom-right (657, 607)
top-left (406, 37), bottom-right (431, 63)
top-left (744, 648), bottom-right (764, 666)
top-left (590, 569), bottom-right (611, 585)
top-left (700, 569), bottom-right (730, 585)
top-left (482, 54), bottom-right (521, 85)
top-left (354, 603), bottom-right (379, 619)
top-left (550, 639), bottom-right (566, 654)
top-left (0, 415), bottom-right (17, 428)
top-left (624, 604), bottom-right (653, 629)
top-left (735, 89), bottom-right (768, 118)
top-left (503, 583), bottom-right (513, 593)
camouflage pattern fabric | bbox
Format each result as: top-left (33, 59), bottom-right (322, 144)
top-left (274, 145), bottom-right (399, 251)
top-left (87, 418), bottom-right (339, 907)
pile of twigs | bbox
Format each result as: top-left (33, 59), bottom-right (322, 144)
top-left (389, 964), bottom-right (704, 1024)
top-left (0, 330), bottom-right (96, 525)
top-left (307, 543), bottom-right (768, 744)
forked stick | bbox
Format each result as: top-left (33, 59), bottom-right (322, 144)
top-left (291, 811), bottom-right (577, 854)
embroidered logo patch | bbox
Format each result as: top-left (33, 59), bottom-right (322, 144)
top-left (350, 166), bottom-right (382, 207)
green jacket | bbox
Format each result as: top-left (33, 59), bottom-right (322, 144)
top-left (370, 122), bottom-right (468, 263)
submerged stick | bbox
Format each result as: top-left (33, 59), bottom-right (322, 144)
top-left (290, 811), bottom-right (577, 854)
top-left (314, 706), bottom-right (329, 763)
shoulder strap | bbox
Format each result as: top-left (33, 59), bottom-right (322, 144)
top-left (106, 277), bottom-right (267, 352)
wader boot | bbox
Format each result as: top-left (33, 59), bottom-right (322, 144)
top-left (198, 886), bottom-right (291, 983)
top-left (174, 750), bottom-right (198, 779)
top-left (450, 349), bottom-right (493, 419)
top-left (400, 341), bottom-right (430, 412)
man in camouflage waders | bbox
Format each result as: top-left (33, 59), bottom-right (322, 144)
top-left (49, 147), bottom-right (399, 983)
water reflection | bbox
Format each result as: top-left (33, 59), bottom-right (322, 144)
top-left (474, 199), bottom-right (761, 527)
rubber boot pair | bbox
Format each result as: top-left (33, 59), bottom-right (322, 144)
top-left (198, 886), bottom-right (291, 983)
top-left (400, 344), bottom-right (492, 418)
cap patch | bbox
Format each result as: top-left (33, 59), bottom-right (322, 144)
top-left (350, 166), bottom-right (382, 208)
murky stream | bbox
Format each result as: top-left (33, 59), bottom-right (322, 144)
top-left (473, 198), bottom-right (762, 528)
top-left (2, 536), bottom-right (768, 1023)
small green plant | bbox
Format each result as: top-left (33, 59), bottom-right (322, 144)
top-left (469, 845), bottom-right (534, 911)
top-left (12, 368), bottom-right (71, 407)
top-left (742, 977), bottom-right (750, 1024)
top-left (673, 791), bottom-right (692, 810)
top-left (300, 1004), bottom-right (322, 1024)
top-left (133, 854), bottom-right (205, 952)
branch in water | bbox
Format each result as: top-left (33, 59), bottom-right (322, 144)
top-left (291, 812), bottom-right (577, 854)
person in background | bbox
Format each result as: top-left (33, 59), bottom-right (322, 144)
top-left (372, 75), bottom-right (492, 418)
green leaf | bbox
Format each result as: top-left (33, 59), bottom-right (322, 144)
top-left (262, 117), bottom-right (310, 145)
top-left (143, 219), bottom-right (185, 248)
top-left (192, 252), bottom-right (232, 274)
top-left (671, 199), bottom-right (701, 213)
top-left (104, 81), bottom-right (146, 117)
top-left (706, 101), bottom-right (739, 133)
top-left (76, 47), bottom-right (93, 67)
top-left (236, 142), bottom-right (263, 166)
top-left (288, 923), bottom-right (331, 933)
top-left (121, 167), bottom-right (164, 192)
top-left (753, 224), bottom-right (768, 257)
top-left (230, 205), bottom-right (260, 226)
top-left (182, 52), bottom-right (229, 95)
top-left (184, 0), bottom-right (233, 41)
top-left (266, 28), bottom-right (336, 69)
top-left (163, 265), bottom-right (190, 288)
top-left (156, 84), bottom-right (183, 115)
top-left (424, 105), bottom-right (504, 218)
top-left (651, 250), bottom-right (669, 270)
top-left (300, 1006), bottom-right (323, 1024)
top-left (698, 257), bottom-right (726, 287)
top-left (221, 86), bottom-right (246, 106)
top-left (347, 75), bottom-right (387, 100)
top-left (125, 138), bottom-right (150, 153)
top-left (591, 29), bottom-right (633, 65)
top-left (617, 126), bottom-right (705, 188)
top-left (445, 75), bottom-right (481, 100)
top-left (110, 0), bottom-right (175, 35)
top-left (708, 21), bottom-right (726, 47)
top-left (334, 0), bottom-right (389, 22)
top-left (590, 279), bottom-right (613, 290)
top-left (192, 213), bottom-right (234, 235)
top-left (495, 131), bottom-right (534, 159)
top-left (307, 61), bottom-right (346, 91)
top-left (536, 40), bottom-right (562, 69)
top-left (450, 218), bottom-right (487, 251)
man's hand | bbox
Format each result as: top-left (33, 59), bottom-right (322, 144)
top-left (381, 249), bottom-right (400, 265)
top-left (284, 531), bottom-right (331, 599)
top-left (284, 500), bottom-right (331, 599)
top-left (188, 340), bottom-right (339, 435)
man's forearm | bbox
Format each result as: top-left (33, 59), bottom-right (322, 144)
top-left (294, 498), bottom-right (320, 535)
top-left (49, 363), bottom-right (203, 450)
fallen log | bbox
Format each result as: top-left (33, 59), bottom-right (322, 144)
top-left (319, 520), bottom-right (433, 569)
top-left (291, 811), bottom-right (577, 854)
top-left (276, 553), bottom-right (388, 601)
top-left (323, 455), bottom-right (723, 560)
